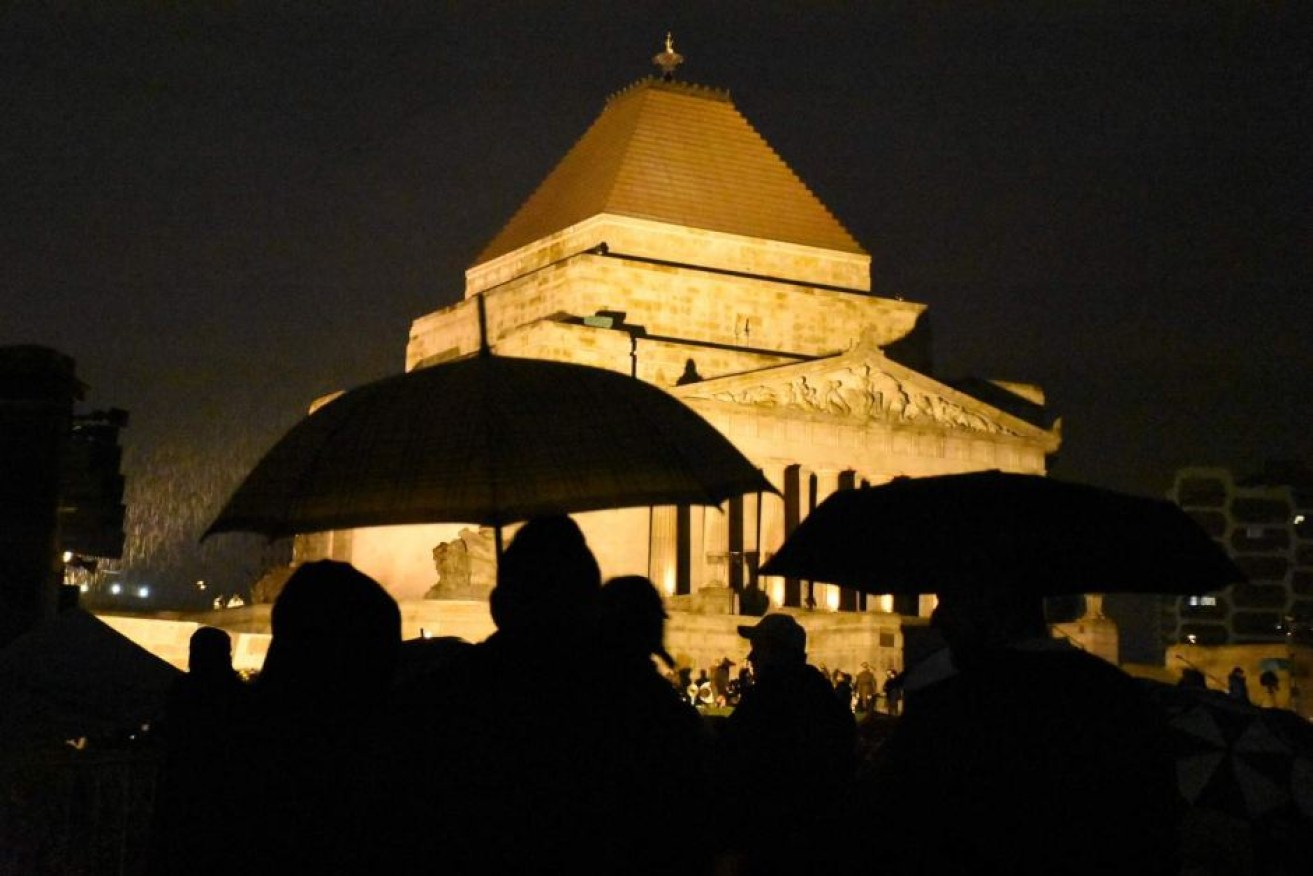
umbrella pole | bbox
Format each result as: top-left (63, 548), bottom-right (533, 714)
top-left (494, 524), bottom-right (503, 559)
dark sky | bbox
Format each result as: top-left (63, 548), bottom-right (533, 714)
top-left (5, 3), bottom-right (1310, 619)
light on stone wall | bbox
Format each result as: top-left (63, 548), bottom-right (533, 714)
top-left (876, 594), bottom-right (894, 613)
top-left (661, 568), bottom-right (676, 597)
top-left (768, 578), bottom-right (784, 607)
top-left (825, 584), bottom-right (840, 611)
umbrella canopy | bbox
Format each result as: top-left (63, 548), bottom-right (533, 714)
top-left (0, 609), bottom-right (180, 745)
top-left (759, 470), bottom-right (1244, 596)
top-left (1138, 680), bottom-right (1313, 826)
top-left (205, 352), bottom-right (773, 540)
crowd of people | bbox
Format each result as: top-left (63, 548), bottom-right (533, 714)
top-left (149, 514), bottom-right (1185, 875)
top-left (670, 656), bottom-right (905, 717)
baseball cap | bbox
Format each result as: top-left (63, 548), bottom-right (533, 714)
top-left (736, 613), bottom-right (806, 654)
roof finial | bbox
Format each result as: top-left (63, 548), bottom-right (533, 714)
top-left (652, 32), bottom-right (684, 81)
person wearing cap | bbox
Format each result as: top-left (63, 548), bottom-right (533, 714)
top-left (598, 574), bottom-right (677, 669)
top-left (595, 575), bottom-right (713, 872)
top-left (715, 613), bottom-right (856, 874)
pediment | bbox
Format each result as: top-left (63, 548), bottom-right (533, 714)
top-left (673, 347), bottom-right (1059, 447)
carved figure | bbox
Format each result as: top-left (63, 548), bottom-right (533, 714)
top-left (787, 376), bottom-right (819, 411)
top-left (823, 379), bottom-right (850, 416)
top-left (836, 366), bottom-right (875, 419)
top-left (426, 528), bottom-right (496, 599)
top-left (869, 370), bottom-right (908, 418)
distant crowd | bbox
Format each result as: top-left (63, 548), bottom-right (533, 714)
top-left (671, 657), bottom-right (904, 716)
top-left (149, 515), bottom-right (1185, 876)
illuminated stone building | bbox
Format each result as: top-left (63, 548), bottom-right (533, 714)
top-left (294, 52), bottom-right (1062, 670)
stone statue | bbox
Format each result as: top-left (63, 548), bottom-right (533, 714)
top-left (425, 528), bottom-right (496, 600)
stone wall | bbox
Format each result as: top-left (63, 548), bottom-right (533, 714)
top-left (465, 214), bottom-right (872, 296)
top-left (409, 248), bottom-right (922, 371)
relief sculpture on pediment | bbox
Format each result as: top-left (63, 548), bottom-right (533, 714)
top-left (705, 362), bottom-right (1016, 436)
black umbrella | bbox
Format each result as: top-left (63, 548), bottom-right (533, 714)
top-left (759, 470), bottom-right (1243, 596)
top-left (205, 349), bottom-right (772, 546)
top-left (0, 609), bottom-right (180, 745)
top-left (1137, 678), bottom-right (1313, 857)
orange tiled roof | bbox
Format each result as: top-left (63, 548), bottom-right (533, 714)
top-left (476, 78), bottom-right (865, 265)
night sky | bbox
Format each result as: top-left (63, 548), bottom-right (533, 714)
top-left (5, 4), bottom-right (1310, 644)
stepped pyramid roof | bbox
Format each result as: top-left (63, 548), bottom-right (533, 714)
top-left (477, 77), bottom-right (865, 265)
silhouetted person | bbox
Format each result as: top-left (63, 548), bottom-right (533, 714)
top-left (389, 516), bottom-right (705, 873)
top-left (150, 626), bottom-right (248, 875)
top-left (883, 668), bottom-right (904, 715)
top-left (717, 614), bottom-right (856, 874)
top-left (1228, 666), bottom-right (1250, 702)
top-left (855, 662), bottom-right (877, 712)
top-left (834, 671), bottom-right (854, 711)
top-left (857, 585), bottom-right (1181, 875)
top-left (162, 625), bottom-right (245, 743)
top-left (1260, 668), bottom-right (1280, 704)
top-left (598, 573), bottom-right (676, 670)
top-left (230, 560), bottom-right (400, 875)
top-left (712, 656), bottom-right (734, 705)
top-left (596, 575), bottom-right (714, 873)
top-left (1178, 666), bottom-right (1207, 688)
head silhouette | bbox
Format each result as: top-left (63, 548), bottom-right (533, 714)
top-left (599, 575), bottom-right (674, 667)
top-left (931, 584), bottom-right (1048, 669)
top-left (188, 625), bottom-right (234, 678)
top-left (737, 613), bottom-right (807, 680)
top-left (260, 560), bottom-right (401, 708)
top-left (490, 515), bottom-right (601, 635)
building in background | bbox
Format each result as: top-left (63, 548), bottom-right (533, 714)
top-left (297, 59), bottom-right (1060, 637)
top-left (1165, 463), bottom-right (1313, 648)
top-left (102, 47), bottom-right (1072, 674)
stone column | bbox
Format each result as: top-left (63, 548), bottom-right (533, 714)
top-left (702, 501), bottom-right (728, 589)
top-left (688, 505), bottom-right (707, 592)
top-left (648, 505), bottom-right (679, 596)
top-left (811, 470), bottom-right (841, 611)
top-left (794, 464), bottom-right (813, 609)
top-left (741, 491), bottom-right (760, 583)
top-left (758, 463), bottom-right (787, 609)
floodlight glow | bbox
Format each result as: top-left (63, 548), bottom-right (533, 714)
top-left (136, 586), bottom-right (150, 598)
top-left (62, 551), bottom-right (74, 563)
top-left (109, 583), bottom-right (122, 595)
